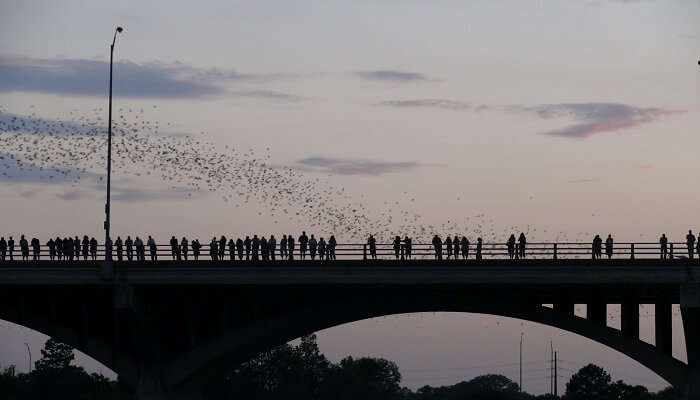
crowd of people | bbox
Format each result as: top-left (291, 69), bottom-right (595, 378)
top-left (0, 231), bottom-right (698, 262)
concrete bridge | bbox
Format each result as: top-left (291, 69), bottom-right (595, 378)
top-left (1, 259), bottom-right (699, 399)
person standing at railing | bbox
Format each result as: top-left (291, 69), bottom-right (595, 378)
top-left (432, 235), bottom-right (443, 260)
top-left (518, 233), bottom-right (527, 259)
top-left (62, 237), bottom-right (72, 261)
top-left (368, 235), bottom-right (377, 260)
top-left (309, 235), bottom-right (317, 260)
top-left (105, 237), bottom-right (113, 261)
top-left (318, 237), bottom-right (326, 260)
top-left (147, 236), bottom-right (157, 261)
top-left (228, 238), bottom-right (235, 261)
top-left (133, 237), bottom-right (144, 261)
top-left (191, 238), bottom-right (200, 261)
top-left (453, 235), bottom-right (460, 260)
top-left (170, 236), bottom-right (179, 260)
top-left (280, 235), bottom-right (287, 260)
top-left (180, 237), bottom-right (189, 261)
top-left (89, 237), bottom-right (98, 261)
top-left (287, 235), bottom-right (294, 261)
top-left (73, 237), bottom-right (80, 262)
top-left (7, 236), bottom-right (14, 261)
top-left (393, 236), bottom-right (401, 259)
top-left (476, 237), bottom-right (482, 261)
top-left (261, 236), bottom-right (269, 261)
top-left (81, 236), bottom-right (88, 261)
top-left (299, 231), bottom-right (308, 260)
top-left (269, 235), bottom-right (277, 261)
top-left (0, 237), bottom-right (8, 261)
top-left (592, 235), bottom-right (603, 259)
top-left (218, 236), bottom-right (227, 261)
top-left (125, 236), bottom-right (133, 261)
top-left (405, 236), bottom-right (412, 260)
top-left (507, 234), bottom-right (516, 259)
top-left (445, 236), bottom-right (453, 260)
top-left (461, 236), bottom-right (469, 260)
top-left (252, 235), bottom-right (260, 261)
top-left (605, 235), bottom-right (613, 259)
top-left (20, 235), bottom-right (29, 261)
top-left (687, 230), bottom-right (696, 259)
top-left (116, 237), bottom-right (124, 261)
top-left (236, 238), bottom-right (244, 260)
top-left (244, 236), bottom-right (251, 260)
top-left (328, 235), bottom-right (337, 260)
top-left (209, 237), bottom-right (218, 261)
top-left (55, 237), bottom-right (63, 261)
top-left (31, 237), bottom-right (40, 261)
top-left (659, 234), bottom-right (668, 260)
top-left (47, 238), bottom-right (55, 261)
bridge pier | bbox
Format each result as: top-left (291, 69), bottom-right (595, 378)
top-left (621, 302), bottom-right (639, 340)
top-left (587, 303), bottom-right (607, 326)
top-left (682, 283), bottom-right (700, 400)
top-left (655, 302), bottom-right (673, 355)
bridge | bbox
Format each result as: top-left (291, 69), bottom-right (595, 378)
top-left (1, 244), bottom-right (699, 399)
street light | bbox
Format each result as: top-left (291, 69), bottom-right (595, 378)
top-left (105, 26), bottom-right (123, 251)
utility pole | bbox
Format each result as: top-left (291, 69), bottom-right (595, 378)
top-left (519, 332), bottom-right (523, 392)
top-left (550, 341), bottom-right (554, 395)
top-left (105, 26), bottom-right (123, 250)
top-left (554, 351), bottom-right (558, 397)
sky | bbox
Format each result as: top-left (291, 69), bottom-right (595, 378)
top-left (0, 0), bottom-right (699, 395)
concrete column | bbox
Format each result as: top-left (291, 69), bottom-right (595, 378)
top-left (621, 303), bottom-right (639, 340)
top-left (587, 303), bottom-right (607, 326)
top-left (655, 303), bottom-right (673, 355)
top-left (553, 302), bottom-right (574, 315)
top-left (682, 283), bottom-right (700, 368)
top-left (136, 365), bottom-right (167, 400)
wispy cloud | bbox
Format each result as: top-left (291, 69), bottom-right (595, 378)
top-left (293, 157), bottom-right (424, 176)
top-left (230, 90), bottom-right (302, 102)
top-left (355, 70), bottom-right (429, 82)
top-left (512, 103), bottom-right (680, 139)
top-left (0, 55), bottom-right (297, 100)
top-left (379, 99), bottom-right (471, 110)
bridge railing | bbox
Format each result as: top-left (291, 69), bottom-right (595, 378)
top-left (0, 241), bottom-right (692, 262)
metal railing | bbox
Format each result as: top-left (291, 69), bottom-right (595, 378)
top-left (0, 240), bottom-right (695, 262)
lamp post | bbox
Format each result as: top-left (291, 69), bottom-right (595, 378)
top-left (105, 26), bottom-right (123, 249)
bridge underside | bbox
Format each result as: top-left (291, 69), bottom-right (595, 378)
top-left (0, 263), bottom-right (698, 399)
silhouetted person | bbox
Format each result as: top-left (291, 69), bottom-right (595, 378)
top-left (318, 237), bottom-right (326, 260)
top-left (1, 237), bottom-right (8, 261)
top-left (191, 239), bottom-right (200, 261)
top-left (261, 236), bottom-right (269, 261)
top-left (105, 237), bottom-right (113, 261)
top-left (368, 235), bottom-right (377, 260)
top-left (147, 236), bottom-right (157, 261)
top-left (20, 235), bottom-right (29, 261)
top-left (74, 237), bottom-right (80, 261)
top-left (90, 237), bottom-right (98, 261)
top-left (445, 236), bottom-right (453, 260)
top-left (592, 235), bottom-right (603, 259)
top-left (252, 235), bottom-right (260, 261)
top-left (287, 235), bottom-right (295, 261)
top-left (453, 235), bottom-right (460, 259)
top-left (476, 237), bottom-right (483, 261)
top-left (134, 236), bottom-right (145, 261)
top-left (659, 234), bottom-right (668, 260)
top-left (55, 237), bottom-right (63, 261)
top-left (210, 237), bottom-right (218, 261)
top-left (170, 236), bottom-right (179, 260)
top-left (328, 235), bottom-right (337, 260)
top-left (405, 236), bottom-right (412, 260)
top-left (181, 237), bottom-right (188, 261)
top-left (280, 235), bottom-right (288, 260)
top-left (688, 230), bottom-right (696, 259)
top-left (125, 236), bottom-right (133, 261)
top-left (461, 237), bottom-right (469, 260)
top-left (518, 233), bottom-right (526, 259)
top-left (236, 238), bottom-right (244, 260)
top-left (82, 236), bottom-right (89, 261)
top-left (65, 237), bottom-right (74, 261)
top-left (605, 234), bottom-right (613, 259)
top-left (7, 236), bottom-right (14, 261)
top-left (432, 235), bottom-right (442, 260)
top-left (228, 238), bottom-right (235, 261)
top-left (218, 236), bottom-right (226, 260)
top-left (244, 236), bottom-right (251, 260)
top-left (309, 235), bottom-right (317, 260)
top-left (116, 237), bottom-right (123, 261)
top-left (269, 235), bottom-right (277, 261)
top-left (507, 234), bottom-right (516, 259)
top-left (47, 238), bottom-right (55, 260)
top-left (31, 237), bottom-right (40, 261)
top-left (299, 231), bottom-right (308, 260)
top-left (393, 236), bottom-right (401, 259)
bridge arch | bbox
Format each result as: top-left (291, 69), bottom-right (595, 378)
top-left (167, 293), bottom-right (688, 391)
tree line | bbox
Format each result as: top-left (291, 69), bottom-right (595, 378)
top-left (0, 335), bottom-right (684, 399)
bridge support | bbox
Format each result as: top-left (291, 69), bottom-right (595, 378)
top-left (655, 303), bottom-right (673, 355)
top-left (587, 303), bottom-right (607, 326)
top-left (681, 283), bottom-right (700, 400)
top-left (621, 302), bottom-right (639, 340)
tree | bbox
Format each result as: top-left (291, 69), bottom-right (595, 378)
top-left (34, 338), bottom-right (75, 372)
top-left (324, 356), bottom-right (404, 400)
top-left (610, 379), bottom-right (653, 400)
top-left (564, 364), bottom-right (613, 400)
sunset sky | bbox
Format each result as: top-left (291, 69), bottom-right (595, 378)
top-left (1, 0), bottom-right (699, 394)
